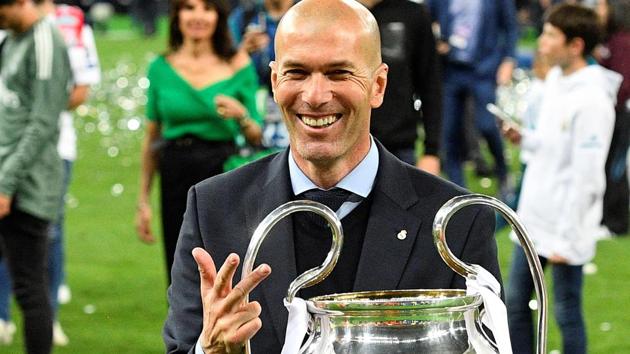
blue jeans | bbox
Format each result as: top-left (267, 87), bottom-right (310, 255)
top-left (0, 159), bottom-right (72, 321)
top-left (48, 159), bottom-right (73, 316)
top-left (0, 259), bottom-right (10, 321)
top-left (442, 68), bottom-right (507, 187)
top-left (506, 246), bottom-right (586, 354)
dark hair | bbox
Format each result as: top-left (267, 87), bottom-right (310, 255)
top-left (0, 0), bottom-right (18, 5)
top-left (545, 3), bottom-right (602, 57)
top-left (606, 0), bottom-right (630, 34)
top-left (167, 0), bottom-right (236, 60)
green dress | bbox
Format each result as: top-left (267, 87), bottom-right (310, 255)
top-left (145, 55), bottom-right (264, 280)
top-left (145, 55), bottom-right (262, 142)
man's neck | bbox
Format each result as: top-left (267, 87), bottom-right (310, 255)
top-left (14, 4), bottom-right (41, 34)
top-left (560, 57), bottom-right (588, 76)
top-left (293, 139), bottom-right (372, 190)
top-left (37, 1), bottom-right (55, 16)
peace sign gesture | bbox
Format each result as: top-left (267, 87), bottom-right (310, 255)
top-left (192, 248), bottom-right (272, 354)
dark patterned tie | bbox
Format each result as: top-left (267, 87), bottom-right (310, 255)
top-left (298, 188), bottom-right (354, 227)
top-left (300, 188), bottom-right (353, 212)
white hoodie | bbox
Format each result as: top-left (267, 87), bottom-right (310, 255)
top-left (514, 64), bottom-right (622, 265)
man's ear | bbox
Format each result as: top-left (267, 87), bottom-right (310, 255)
top-left (369, 63), bottom-right (388, 109)
top-left (568, 37), bottom-right (586, 58)
top-left (269, 61), bottom-right (278, 103)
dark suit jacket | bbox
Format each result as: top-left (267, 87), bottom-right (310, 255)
top-left (163, 143), bottom-right (500, 354)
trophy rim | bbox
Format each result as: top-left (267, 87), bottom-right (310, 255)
top-left (306, 289), bottom-right (482, 315)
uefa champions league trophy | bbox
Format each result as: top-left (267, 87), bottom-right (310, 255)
top-left (240, 195), bottom-right (547, 354)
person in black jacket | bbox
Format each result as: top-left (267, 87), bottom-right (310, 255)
top-left (163, 1), bottom-right (500, 353)
top-left (429, 0), bottom-right (518, 192)
top-left (359, 0), bottom-right (442, 174)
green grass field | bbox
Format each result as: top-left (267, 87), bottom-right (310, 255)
top-left (3, 16), bottom-right (630, 354)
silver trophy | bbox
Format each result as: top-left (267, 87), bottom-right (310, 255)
top-left (242, 195), bottom-right (547, 353)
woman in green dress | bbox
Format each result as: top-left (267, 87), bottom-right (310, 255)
top-left (135, 0), bottom-right (262, 283)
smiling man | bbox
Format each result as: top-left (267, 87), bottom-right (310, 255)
top-left (269, 0), bottom-right (385, 187)
top-left (163, 1), bottom-right (500, 353)
top-left (0, 0), bottom-right (71, 352)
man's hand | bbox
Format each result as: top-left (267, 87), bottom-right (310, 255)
top-left (0, 193), bottom-right (11, 219)
top-left (416, 155), bottom-right (441, 176)
top-left (548, 253), bottom-right (569, 264)
top-left (499, 122), bottom-right (522, 145)
top-left (193, 248), bottom-right (271, 354)
top-left (436, 40), bottom-right (450, 56)
top-left (240, 29), bottom-right (270, 54)
top-left (496, 59), bottom-right (515, 86)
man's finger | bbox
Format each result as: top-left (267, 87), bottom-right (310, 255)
top-left (219, 301), bottom-right (262, 331)
top-left (192, 247), bottom-right (218, 295)
top-left (213, 253), bottom-right (240, 298)
top-left (219, 303), bottom-right (264, 345)
top-left (230, 317), bottom-right (263, 344)
top-left (224, 264), bottom-right (271, 309)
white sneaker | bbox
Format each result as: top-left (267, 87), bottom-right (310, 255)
top-left (57, 284), bottom-right (72, 305)
top-left (53, 321), bottom-right (69, 346)
top-left (0, 319), bottom-right (16, 345)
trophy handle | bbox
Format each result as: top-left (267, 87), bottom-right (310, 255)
top-left (240, 200), bottom-right (344, 354)
top-left (432, 194), bottom-right (548, 354)
top-left (242, 200), bottom-right (344, 302)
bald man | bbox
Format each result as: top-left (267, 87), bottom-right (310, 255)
top-left (163, 1), bottom-right (500, 353)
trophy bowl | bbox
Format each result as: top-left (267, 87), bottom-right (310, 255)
top-left (302, 289), bottom-right (492, 354)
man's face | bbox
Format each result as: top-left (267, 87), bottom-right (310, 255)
top-left (0, 2), bottom-right (21, 30)
top-left (595, 0), bottom-right (608, 26)
top-left (271, 23), bottom-right (387, 167)
top-left (537, 23), bottom-right (571, 68)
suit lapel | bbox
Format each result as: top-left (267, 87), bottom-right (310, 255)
top-left (353, 145), bottom-right (422, 292)
top-left (244, 150), bottom-right (296, 345)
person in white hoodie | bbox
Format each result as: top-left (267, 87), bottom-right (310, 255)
top-left (504, 4), bottom-right (622, 354)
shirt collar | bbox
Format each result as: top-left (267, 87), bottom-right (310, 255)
top-left (289, 136), bottom-right (379, 197)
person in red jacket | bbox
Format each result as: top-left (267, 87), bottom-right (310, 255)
top-left (595, 0), bottom-right (630, 236)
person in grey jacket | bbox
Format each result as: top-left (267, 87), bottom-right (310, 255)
top-left (0, 0), bottom-right (71, 352)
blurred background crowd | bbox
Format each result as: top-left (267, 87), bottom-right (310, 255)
top-left (0, 0), bottom-right (628, 353)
